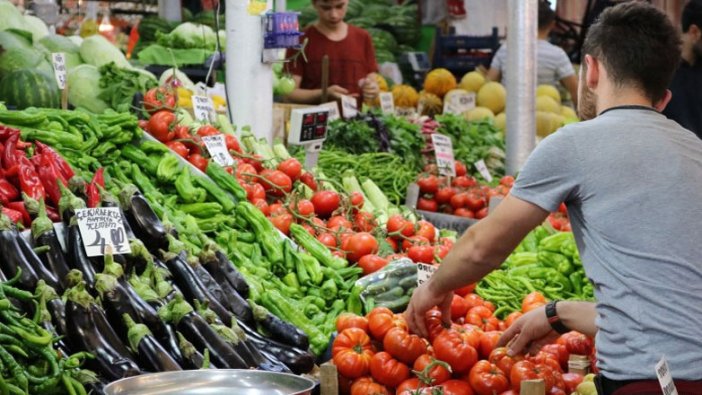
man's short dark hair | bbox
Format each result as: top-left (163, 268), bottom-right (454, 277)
top-left (538, 1), bottom-right (556, 30)
top-left (582, 1), bottom-right (681, 103)
top-left (682, 0), bottom-right (702, 33)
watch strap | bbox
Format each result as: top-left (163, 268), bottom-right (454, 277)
top-left (545, 300), bottom-right (570, 334)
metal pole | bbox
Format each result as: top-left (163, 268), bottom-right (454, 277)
top-left (505, 0), bottom-right (537, 175)
top-left (275, 0), bottom-right (286, 12)
top-left (226, 0), bottom-right (274, 143)
top-left (158, 0), bottom-right (182, 22)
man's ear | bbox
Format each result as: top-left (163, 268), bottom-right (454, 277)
top-left (655, 89), bottom-right (673, 112)
top-left (584, 55), bottom-right (599, 91)
top-left (691, 24), bottom-right (701, 40)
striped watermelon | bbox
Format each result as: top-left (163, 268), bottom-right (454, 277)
top-left (0, 68), bottom-right (60, 109)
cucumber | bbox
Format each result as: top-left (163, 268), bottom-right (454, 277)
top-left (377, 295), bottom-right (411, 313)
top-left (364, 277), bottom-right (399, 296)
top-left (398, 275), bottom-right (417, 290)
top-left (374, 286), bottom-right (405, 302)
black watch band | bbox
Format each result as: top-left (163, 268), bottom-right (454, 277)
top-left (545, 301), bottom-right (570, 334)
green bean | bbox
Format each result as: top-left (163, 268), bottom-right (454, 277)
top-left (0, 347), bottom-right (26, 392)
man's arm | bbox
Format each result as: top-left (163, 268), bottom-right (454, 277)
top-left (404, 194), bottom-right (549, 338)
top-left (486, 67), bottom-right (502, 82)
top-left (285, 75), bottom-right (350, 104)
top-left (560, 74), bottom-right (579, 107)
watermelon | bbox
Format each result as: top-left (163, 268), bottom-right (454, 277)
top-left (0, 47), bottom-right (46, 75)
top-left (0, 30), bottom-right (33, 52)
top-left (0, 68), bottom-right (60, 109)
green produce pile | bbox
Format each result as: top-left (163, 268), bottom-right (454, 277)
top-left (4, 107), bottom-right (361, 355)
top-left (476, 226), bottom-right (594, 318)
top-left (299, 0), bottom-right (419, 62)
top-left (98, 62), bottom-right (158, 113)
top-left (137, 21), bottom-right (226, 67)
top-left (435, 114), bottom-right (506, 180)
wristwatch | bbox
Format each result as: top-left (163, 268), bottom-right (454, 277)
top-left (545, 301), bottom-right (570, 334)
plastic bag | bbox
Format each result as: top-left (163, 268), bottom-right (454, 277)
top-left (355, 258), bottom-right (417, 314)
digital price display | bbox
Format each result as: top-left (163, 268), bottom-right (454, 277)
top-left (289, 108), bottom-right (330, 145)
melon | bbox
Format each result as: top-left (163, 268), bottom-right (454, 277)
top-left (536, 111), bottom-right (565, 138)
top-left (561, 105), bottom-right (578, 120)
top-left (464, 106), bottom-right (495, 121)
top-left (536, 84), bottom-right (561, 103)
top-left (459, 71), bottom-right (485, 93)
top-left (0, 47), bottom-right (46, 76)
top-left (536, 95), bottom-right (561, 114)
top-left (418, 91), bottom-right (443, 117)
top-left (423, 68), bottom-right (457, 98)
top-left (477, 81), bottom-right (506, 114)
top-left (0, 69), bottom-right (59, 109)
top-left (495, 112), bottom-right (506, 132)
top-left (392, 84), bottom-right (419, 108)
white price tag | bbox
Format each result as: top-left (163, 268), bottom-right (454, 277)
top-left (396, 107), bottom-right (417, 117)
top-left (192, 95), bottom-right (215, 122)
top-left (340, 95), bottom-right (358, 119)
top-left (51, 53), bottom-right (67, 90)
top-left (443, 91), bottom-right (476, 114)
top-left (431, 133), bottom-right (456, 177)
top-left (656, 357), bottom-right (679, 395)
top-left (202, 134), bottom-right (235, 167)
top-left (417, 263), bottom-right (438, 287)
top-left (379, 92), bottom-right (395, 115)
top-left (320, 101), bottom-right (341, 121)
top-left (474, 159), bottom-right (493, 183)
top-left (76, 208), bottom-right (132, 257)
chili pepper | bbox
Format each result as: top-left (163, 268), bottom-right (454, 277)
top-left (237, 202), bottom-right (284, 265)
top-left (538, 251), bottom-right (571, 270)
top-left (85, 168), bottom-right (105, 209)
top-left (206, 161), bottom-right (246, 202)
top-left (2, 134), bottom-right (21, 177)
top-left (5, 202), bottom-right (29, 228)
top-left (345, 285), bottom-right (364, 316)
top-left (35, 153), bottom-right (67, 208)
top-left (34, 141), bottom-right (75, 181)
top-left (45, 206), bottom-right (60, 222)
top-left (120, 145), bottom-right (159, 175)
top-left (544, 270), bottom-right (573, 293)
top-left (557, 259), bottom-right (575, 275)
top-left (174, 169), bottom-right (207, 203)
top-left (569, 271), bottom-right (584, 296)
top-left (0, 125), bottom-right (20, 141)
top-left (0, 209), bottom-right (22, 228)
top-left (539, 232), bottom-right (574, 253)
top-left (0, 180), bottom-right (18, 206)
top-left (289, 223), bottom-right (347, 270)
top-left (507, 252), bottom-right (539, 268)
top-left (156, 154), bottom-right (182, 183)
top-left (17, 156), bottom-right (46, 202)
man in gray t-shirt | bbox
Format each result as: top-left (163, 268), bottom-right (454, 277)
top-left (405, 3), bottom-right (702, 393)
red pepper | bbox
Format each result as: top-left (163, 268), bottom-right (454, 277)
top-left (2, 207), bottom-right (23, 225)
top-left (6, 201), bottom-right (31, 228)
top-left (34, 142), bottom-right (75, 180)
top-left (18, 156), bottom-right (45, 202)
top-left (0, 179), bottom-right (18, 205)
top-left (0, 126), bottom-right (19, 142)
top-left (46, 206), bottom-right (60, 222)
top-left (37, 154), bottom-right (65, 207)
top-left (3, 133), bottom-right (21, 177)
top-left (86, 168), bottom-right (105, 208)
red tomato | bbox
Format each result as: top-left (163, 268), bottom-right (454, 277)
top-left (499, 175), bottom-right (515, 187)
top-left (385, 237), bottom-right (398, 252)
top-left (344, 232), bottom-right (379, 263)
top-left (415, 220), bottom-right (436, 243)
top-left (432, 330), bottom-right (479, 374)
top-left (396, 378), bottom-right (421, 394)
top-left (300, 172), bottom-right (318, 191)
top-left (166, 141), bottom-right (189, 157)
top-left (474, 207), bottom-right (489, 220)
top-left (291, 199), bottom-right (315, 217)
top-left (383, 327), bottom-right (427, 365)
top-left (434, 244), bottom-right (451, 262)
top-left (450, 193), bottom-right (469, 209)
top-left (424, 309), bottom-right (447, 342)
top-left (417, 197), bottom-right (438, 212)
top-left (489, 347), bottom-right (524, 377)
top-left (541, 344), bottom-right (569, 371)
top-left (557, 332), bottom-right (594, 356)
top-left (148, 110), bottom-right (176, 142)
top-left (479, 331), bottom-right (503, 359)
top-left (187, 153), bottom-right (208, 172)
top-left (386, 215), bottom-right (414, 238)
top-left (367, 307), bottom-right (407, 341)
top-left (465, 194), bottom-right (485, 211)
top-left (450, 294), bottom-right (469, 320)
top-left (252, 199), bottom-right (269, 216)
top-left (469, 360), bottom-right (510, 395)
top-left (247, 183), bottom-right (266, 201)
top-left (317, 233), bottom-right (337, 248)
top-left (509, 361), bottom-right (555, 393)
top-left (350, 377), bottom-right (390, 395)
top-left (465, 306), bottom-right (500, 332)
top-left (268, 203), bottom-right (286, 216)
top-left (455, 283), bottom-right (477, 297)
top-left (260, 170), bottom-right (293, 196)
top-left (353, 211), bottom-right (377, 232)
top-left (328, 215), bottom-right (353, 230)
top-left (504, 312), bottom-right (523, 328)
top-left (311, 190), bottom-right (341, 218)
top-left (270, 213), bottom-right (293, 235)
top-left (408, 245), bottom-right (435, 264)
top-left (521, 292), bottom-right (547, 313)
top-left (401, 235), bottom-right (429, 251)
top-left (336, 313), bottom-right (369, 333)
top-left (452, 176), bottom-right (477, 189)
top-left (224, 134), bottom-right (241, 152)
top-left (483, 301), bottom-right (496, 313)
top-left (196, 125), bottom-right (220, 137)
top-left (417, 174), bottom-right (440, 194)
top-left (561, 373), bottom-right (584, 393)
top-left (358, 255), bottom-right (389, 276)
top-left (237, 163), bottom-right (258, 183)
top-left (435, 187), bottom-right (457, 205)
top-left (369, 352), bottom-right (410, 388)
top-left (349, 191), bottom-right (364, 209)
top-left (143, 86), bottom-right (176, 113)
top-left (454, 324), bottom-right (483, 349)
top-left (439, 380), bottom-right (475, 395)
top-left (454, 208), bottom-right (475, 218)
top-left (277, 158), bottom-right (303, 181)
top-left (455, 160), bottom-right (467, 177)
top-left (331, 328), bottom-right (374, 378)
top-left (413, 354), bottom-right (451, 386)
top-left (549, 387), bottom-right (567, 395)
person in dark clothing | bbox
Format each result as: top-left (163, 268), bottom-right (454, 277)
top-left (662, 0), bottom-right (702, 139)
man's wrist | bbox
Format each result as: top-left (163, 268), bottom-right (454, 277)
top-left (545, 300), bottom-right (570, 334)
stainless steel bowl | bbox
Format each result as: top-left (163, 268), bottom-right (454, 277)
top-left (104, 370), bottom-right (316, 395)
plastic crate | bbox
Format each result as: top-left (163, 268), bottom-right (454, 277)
top-left (432, 27), bottom-right (500, 77)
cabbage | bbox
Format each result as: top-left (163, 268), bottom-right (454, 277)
top-left (22, 15), bottom-right (48, 42)
top-left (67, 64), bottom-right (109, 113)
top-left (158, 67), bottom-right (195, 90)
top-left (67, 35), bottom-right (83, 46)
top-left (0, 30), bottom-right (33, 52)
top-left (0, 1), bottom-right (25, 32)
top-left (157, 22), bottom-right (217, 50)
top-left (79, 34), bottom-right (129, 68)
top-left (36, 35), bottom-right (83, 70)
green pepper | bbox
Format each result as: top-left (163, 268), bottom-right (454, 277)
top-left (156, 154), bottom-right (182, 183)
top-left (298, 252), bottom-right (323, 285)
top-left (179, 202), bottom-right (223, 218)
top-left (560, 239), bottom-right (578, 258)
top-left (293, 251), bottom-right (311, 286)
top-left (538, 251), bottom-right (571, 270)
top-left (539, 232), bottom-right (574, 253)
top-left (533, 226), bottom-right (553, 244)
top-left (345, 285), bottom-right (363, 315)
top-left (520, 231), bottom-right (539, 253)
top-left (569, 271), bottom-right (584, 296)
top-left (323, 299), bottom-right (346, 335)
top-left (582, 283), bottom-right (594, 299)
top-left (282, 273), bottom-right (300, 289)
top-left (121, 145), bottom-right (159, 175)
top-left (289, 223), bottom-right (347, 270)
top-left (557, 259), bottom-right (575, 275)
top-left (0, 109), bottom-right (46, 125)
top-left (92, 142), bottom-right (117, 158)
top-left (193, 175), bottom-right (236, 213)
top-left (175, 169), bottom-right (208, 203)
top-left (206, 161), bottom-right (246, 202)
top-left (507, 252), bottom-right (538, 268)
top-left (544, 270), bottom-right (572, 293)
top-left (130, 164), bottom-right (160, 197)
top-left (140, 140), bottom-right (171, 154)
top-left (320, 278), bottom-right (338, 302)
top-left (237, 202), bottom-right (284, 265)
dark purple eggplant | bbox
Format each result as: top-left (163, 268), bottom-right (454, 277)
top-left (119, 185), bottom-right (168, 251)
top-left (123, 314), bottom-right (182, 372)
top-left (177, 332), bottom-right (216, 370)
top-left (0, 215), bottom-right (40, 290)
top-left (200, 243), bottom-right (249, 298)
top-left (31, 200), bottom-right (71, 291)
top-left (16, 231), bottom-right (60, 290)
top-left (35, 281), bottom-right (73, 356)
top-left (238, 320), bottom-right (315, 374)
top-left (58, 181), bottom-right (85, 226)
top-left (161, 294), bottom-right (246, 369)
top-left (64, 279), bottom-right (141, 381)
top-left (251, 302), bottom-right (309, 350)
top-left (65, 223), bottom-right (96, 289)
top-left (189, 257), bottom-right (253, 325)
top-left (163, 251), bottom-right (233, 326)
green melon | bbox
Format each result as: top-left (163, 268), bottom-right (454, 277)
top-left (0, 68), bottom-right (59, 109)
top-left (0, 47), bottom-right (45, 76)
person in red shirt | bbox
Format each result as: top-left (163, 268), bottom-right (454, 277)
top-left (285, 0), bottom-right (380, 104)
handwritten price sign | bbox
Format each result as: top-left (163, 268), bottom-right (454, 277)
top-left (202, 134), bottom-right (235, 167)
top-left (76, 207), bottom-right (131, 257)
top-left (51, 53), bottom-right (67, 90)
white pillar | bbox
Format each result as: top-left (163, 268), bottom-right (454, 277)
top-left (275, 0), bottom-right (286, 12)
top-left (505, 0), bottom-right (537, 175)
top-left (226, 0), bottom-right (274, 144)
top-left (158, 0), bottom-right (182, 22)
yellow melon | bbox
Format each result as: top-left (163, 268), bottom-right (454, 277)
top-left (536, 111), bottom-right (566, 138)
top-left (495, 112), bottom-right (506, 132)
top-left (423, 68), bottom-right (457, 98)
top-left (561, 105), bottom-right (578, 120)
top-left (464, 106), bottom-right (495, 121)
top-left (477, 81), bottom-right (507, 114)
top-left (536, 84), bottom-right (561, 103)
top-left (458, 71), bottom-right (485, 93)
top-left (418, 92), bottom-right (443, 117)
top-left (391, 84), bottom-right (419, 108)
top-left (536, 95), bottom-right (561, 114)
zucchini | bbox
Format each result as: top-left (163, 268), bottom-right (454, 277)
top-left (364, 277), bottom-right (399, 295)
top-left (374, 286), bottom-right (405, 302)
top-left (377, 295), bottom-right (411, 313)
top-left (398, 275), bottom-right (417, 290)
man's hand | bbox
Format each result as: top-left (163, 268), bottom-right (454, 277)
top-left (327, 85), bottom-right (350, 100)
top-left (497, 305), bottom-right (559, 356)
top-left (404, 281), bottom-right (453, 338)
top-left (361, 73), bottom-right (380, 101)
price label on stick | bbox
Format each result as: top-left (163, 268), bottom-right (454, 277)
top-left (192, 95), bottom-right (215, 122)
top-left (475, 159), bottom-right (493, 183)
top-left (202, 134), bottom-right (235, 167)
top-left (320, 101), bottom-right (340, 121)
top-left (51, 52), bottom-right (67, 90)
top-left (656, 357), bottom-right (679, 395)
top-left (341, 95), bottom-right (358, 119)
top-left (379, 92), bottom-right (395, 114)
top-left (445, 91), bottom-right (476, 115)
top-left (76, 208), bottom-right (132, 257)
top-left (431, 133), bottom-right (456, 177)
top-left (417, 263), bottom-right (438, 287)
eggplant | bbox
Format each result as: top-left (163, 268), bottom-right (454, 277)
top-left (200, 243), bottom-right (250, 298)
top-left (123, 239), bottom-right (152, 276)
top-left (164, 252), bottom-right (233, 326)
top-left (0, 217), bottom-right (40, 290)
top-left (16, 232), bottom-right (60, 290)
top-left (31, 200), bottom-right (71, 291)
top-left (35, 281), bottom-right (73, 356)
top-left (190, 259), bottom-right (253, 325)
top-left (238, 320), bottom-right (315, 374)
top-left (66, 223), bottom-right (96, 289)
top-left (252, 303), bottom-right (309, 350)
top-left (123, 314), bottom-right (182, 372)
top-left (177, 332), bottom-right (216, 370)
top-left (64, 280), bottom-right (141, 381)
top-left (119, 186), bottom-right (168, 251)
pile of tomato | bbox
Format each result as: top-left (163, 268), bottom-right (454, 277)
top-left (415, 162), bottom-right (514, 219)
top-left (332, 291), bottom-right (594, 395)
